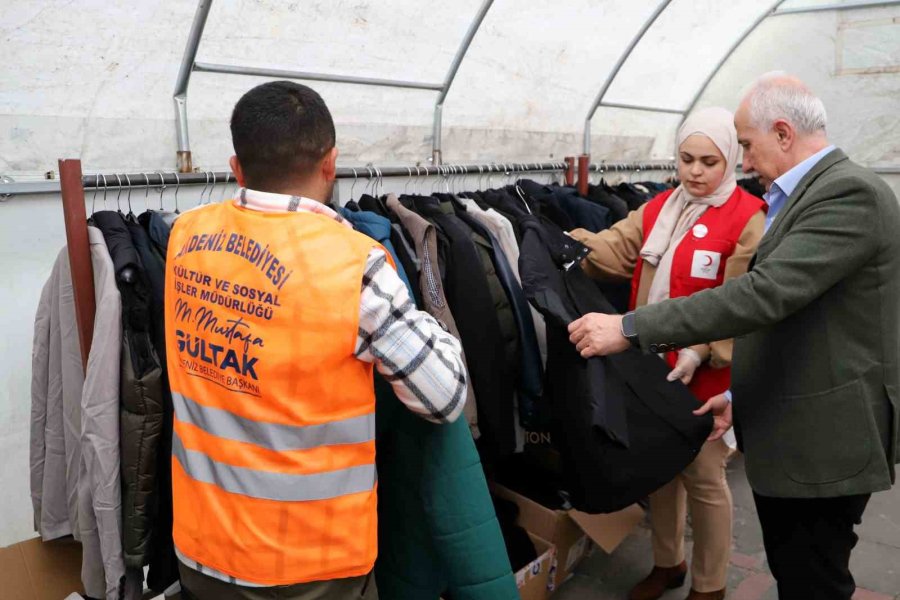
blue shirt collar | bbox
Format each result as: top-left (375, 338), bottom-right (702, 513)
top-left (769, 144), bottom-right (836, 201)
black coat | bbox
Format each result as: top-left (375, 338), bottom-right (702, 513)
top-left (452, 202), bottom-right (544, 429)
top-left (131, 217), bottom-right (179, 592)
top-left (92, 211), bottom-right (165, 567)
top-left (405, 195), bottom-right (517, 458)
top-left (518, 215), bottom-right (712, 514)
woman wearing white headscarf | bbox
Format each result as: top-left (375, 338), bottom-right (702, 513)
top-left (568, 107), bottom-right (765, 600)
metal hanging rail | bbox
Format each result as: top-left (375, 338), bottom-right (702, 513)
top-left (0, 161), bottom-right (571, 199)
top-left (3, 162), bottom-right (899, 199)
top-left (584, 161), bottom-right (677, 173)
top-left (173, 0), bottom-right (493, 172)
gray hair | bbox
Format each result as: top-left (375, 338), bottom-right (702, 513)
top-left (744, 71), bottom-right (827, 135)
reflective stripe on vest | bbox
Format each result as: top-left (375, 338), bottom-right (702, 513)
top-left (172, 431), bottom-right (377, 502)
top-left (173, 391), bottom-right (375, 451)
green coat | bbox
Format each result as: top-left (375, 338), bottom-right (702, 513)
top-left (635, 149), bottom-right (900, 498)
top-left (375, 380), bottom-right (519, 600)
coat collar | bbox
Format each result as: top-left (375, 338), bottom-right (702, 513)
top-left (761, 147), bottom-right (848, 243)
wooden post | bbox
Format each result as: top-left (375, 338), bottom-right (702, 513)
top-left (577, 154), bottom-right (590, 196)
top-left (59, 159), bottom-right (95, 373)
top-left (564, 156), bottom-right (575, 186)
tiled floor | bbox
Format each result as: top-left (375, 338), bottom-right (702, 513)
top-left (554, 455), bottom-right (900, 600)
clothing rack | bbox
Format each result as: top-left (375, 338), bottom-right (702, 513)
top-left (54, 157), bottom-right (587, 371)
top-left (49, 153), bottom-right (788, 366)
top-left (8, 161), bottom-right (579, 198)
top-left (575, 159), bottom-right (678, 196)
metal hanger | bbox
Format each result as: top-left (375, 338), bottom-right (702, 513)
top-left (361, 166), bottom-right (372, 197)
top-left (222, 174), bottom-right (233, 202)
top-left (156, 171), bottom-right (166, 210)
top-left (403, 167), bottom-right (413, 195)
top-left (444, 165), bottom-right (451, 194)
top-left (101, 174), bottom-right (109, 211)
top-left (199, 172), bottom-right (210, 205)
top-left (209, 172), bottom-right (219, 204)
top-left (514, 174), bottom-right (532, 215)
top-left (115, 174), bottom-right (124, 215)
top-left (630, 165), bottom-right (641, 184)
top-left (125, 174), bottom-right (136, 220)
top-left (90, 174), bottom-right (100, 214)
top-left (349, 168), bottom-right (359, 200)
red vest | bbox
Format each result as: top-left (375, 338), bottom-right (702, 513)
top-left (630, 187), bottom-right (764, 402)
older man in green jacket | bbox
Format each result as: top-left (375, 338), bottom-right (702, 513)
top-left (569, 73), bottom-right (900, 600)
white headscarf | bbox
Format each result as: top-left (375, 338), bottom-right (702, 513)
top-left (641, 107), bottom-right (740, 305)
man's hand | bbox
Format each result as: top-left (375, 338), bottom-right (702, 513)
top-left (568, 313), bottom-right (630, 358)
top-left (693, 392), bottom-right (732, 442)
top-left (666, 348), bottom-right (702, 385)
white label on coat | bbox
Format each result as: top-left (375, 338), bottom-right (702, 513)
top-left (691, 250), bottom-right (721, 280)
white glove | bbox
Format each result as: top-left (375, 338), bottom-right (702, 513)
top-left (666, 348), bottom-right (703, 385)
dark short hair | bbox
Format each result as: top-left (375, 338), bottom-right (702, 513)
top-left (230, 81), bottom-right (336, 190)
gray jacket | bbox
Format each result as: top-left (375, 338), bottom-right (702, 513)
top-left (386, 194), bottom-right (481, 437)
top-left (32, 227), bottom-right (128, 599)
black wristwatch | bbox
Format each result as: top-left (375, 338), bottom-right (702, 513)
top-left (620, 311), bottom-right (640, 348)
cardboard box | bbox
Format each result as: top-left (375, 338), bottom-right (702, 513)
top-left (0, 536), bottom-right (84, 600)
top-left (515, 533), bottom-right (555, 600)
top-left (492, 483), bottom-right (644, 591)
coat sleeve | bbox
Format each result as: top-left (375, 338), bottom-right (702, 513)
top-left (40, 252), bottom-right (73, 540)
top-left (634, 181), bottom-right (880, 350)
top-left (705, 210), bottom-right (766, 367)
top-left (30, 269), bottom-right (55, 533)
top-left (81, 235), bottom-right (127, 600)
top-left (569, 204), bottom-right (646, 282)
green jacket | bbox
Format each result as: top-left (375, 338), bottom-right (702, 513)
top-left (375, 381), bottom-right (518, 600)
top-left (635, 149), bottom-right (900, 498)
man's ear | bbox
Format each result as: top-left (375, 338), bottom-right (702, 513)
top-left (772, 119), bottom-right (795, 151)
top-left (230, 155), bottom-right (247, 188)
top-left (322, 147), bottom-right (338, 181)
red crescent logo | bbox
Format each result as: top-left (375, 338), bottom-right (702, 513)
top-left (703, 255), bottom-right (714, 267)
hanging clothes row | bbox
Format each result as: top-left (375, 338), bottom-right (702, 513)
top-left (31, 203), bottom-right (179, 600)
top-left (33, 162), bottom-right (705, 600)
top-left (331, 174), bottom-right (713, 517)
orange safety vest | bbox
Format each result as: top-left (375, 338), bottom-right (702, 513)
top-left (164, 200), bottom-right (383, 585)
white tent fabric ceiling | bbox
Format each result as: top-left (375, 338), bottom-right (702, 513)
top-left (1, 0), bottom-right (898, 170)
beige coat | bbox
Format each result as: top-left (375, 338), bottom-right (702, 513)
top-left (31, 227), bottom-right (130, 599)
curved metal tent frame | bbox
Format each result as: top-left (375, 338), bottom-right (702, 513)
top-left (581, 0), bottom-right (787, 156)
top-left (580, 0), bottom-right (900, 158)
top-left (172, 0), bottom-right (494, 171)
top-left (172, 0), bottom-right (900, 173)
